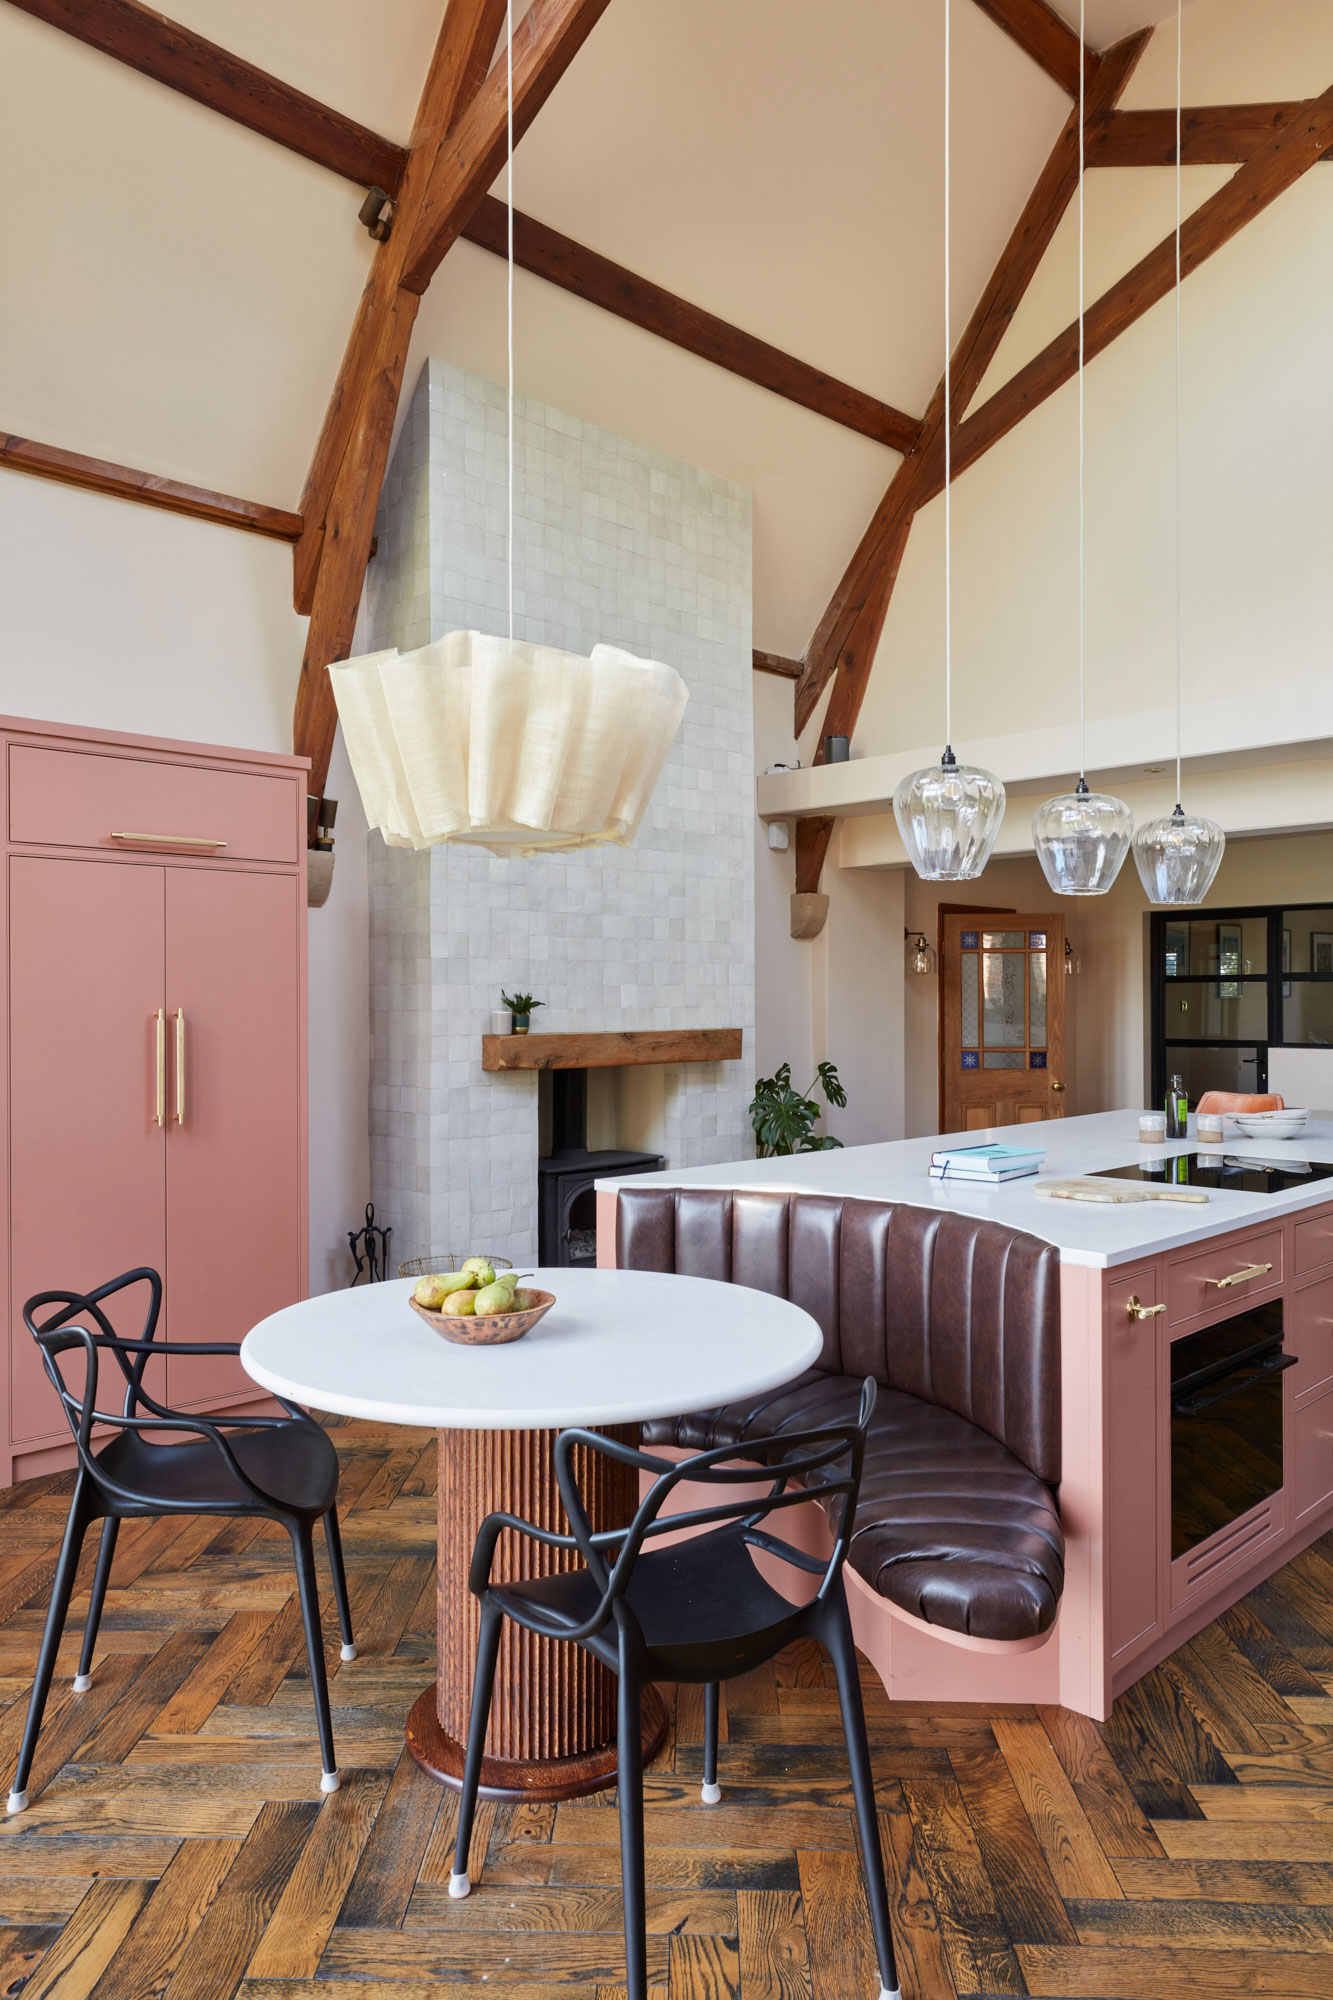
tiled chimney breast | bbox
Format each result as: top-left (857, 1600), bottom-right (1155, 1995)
top-left (366, 360), bottom-right (756, 1264)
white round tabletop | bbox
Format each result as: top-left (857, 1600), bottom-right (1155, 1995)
top-left (241, 1267), bottom-right (823, 1431)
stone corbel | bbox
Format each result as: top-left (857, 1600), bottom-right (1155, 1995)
top-left (790, 892), bottom-right (829, 941)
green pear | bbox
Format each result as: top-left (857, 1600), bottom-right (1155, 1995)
top-left (474, 1282), bottom-right (516, 1315)
top-left (461, 1258), bottom-right (495, 1287)
top-left (510, 1288), bottom-right (537, 1311)
top-left (443, 1289), bottom-right (477, 1316)
top-left (413, 1275), bottom-right (452, 1310)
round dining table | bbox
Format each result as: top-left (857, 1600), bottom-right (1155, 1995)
top-left (241, 1266), bottom-right (822, 1801)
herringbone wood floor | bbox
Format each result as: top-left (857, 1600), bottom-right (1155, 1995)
top-left (0, 1418), bottom-right (1329, 1998)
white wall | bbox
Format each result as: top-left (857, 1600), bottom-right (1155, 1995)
top-left (0, 471), bottom-right (370, 1292)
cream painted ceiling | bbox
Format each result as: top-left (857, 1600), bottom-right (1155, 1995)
top-left (0, 0), bottom-right (1310, 658)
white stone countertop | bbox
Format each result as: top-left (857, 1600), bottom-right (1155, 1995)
top-left (596, 1109), bottom-right (1333, 1270)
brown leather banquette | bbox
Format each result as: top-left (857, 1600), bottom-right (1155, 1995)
top-left (620, 1188), bottom-right (1065, 1644)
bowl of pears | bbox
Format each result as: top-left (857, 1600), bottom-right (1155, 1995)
top-left (401, 1254), bottom-right (554, 1347)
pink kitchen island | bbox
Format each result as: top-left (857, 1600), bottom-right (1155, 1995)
top-left (596, 1110), bottom-right (1333, 1720)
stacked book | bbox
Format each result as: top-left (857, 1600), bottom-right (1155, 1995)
top-left (930, 1143), bottom-right (1045, 1185)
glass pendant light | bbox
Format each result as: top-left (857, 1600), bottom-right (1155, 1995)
top-left (1032, 0), bottom-right (1133, 897)
top-left (1133, 0), bottom-right (1225, 906)
top-left (893, 0), bottom-right (1005, 882)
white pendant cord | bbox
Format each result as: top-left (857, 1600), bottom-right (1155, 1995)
top-left (942, 0), bottom-right (953, 757)
top-left (1077, 0), bottom-right (1086, 784)
top-left (1173, 0), bottom-right (1183, 809)
top-left (506, 0), bottom-right (515, 644)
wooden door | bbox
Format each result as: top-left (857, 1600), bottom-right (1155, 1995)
top-left (9, 857), bottom-right (168, 1440)
top-left (164, 869), bottom-right (303, 1410)
top-left (940, 913), bottom-right (1067, 1134)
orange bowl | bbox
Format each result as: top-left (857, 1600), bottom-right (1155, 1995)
top-left (407, 1288), bottom-right (555, 1347)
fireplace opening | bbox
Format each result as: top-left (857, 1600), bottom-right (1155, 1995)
top-left (537, 1067), bottom-right (662, 1266)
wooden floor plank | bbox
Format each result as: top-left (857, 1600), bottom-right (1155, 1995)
top-left (19, 1876), bottom-right (153, 2000)
top-left (336, 1747), bottom-right (443, 1927)
top-left (240, 1769), bottom-right (386, 1979)
top-left (1019, 1941), bottom-right (1333, 1995)
top-left (85, 1838), bottom-right (239, 2000)
top-left (736, 1887), bottom-right (812, 2000)
top-left (159, 1800), bottom-right (319, 2000)
top-left (900, 1769), bottom-right (1026, 1997)
top-left (949, 1736), bottom-right (1079, 1945)
top-left (991, 1715), bottom-right (1123, 1901)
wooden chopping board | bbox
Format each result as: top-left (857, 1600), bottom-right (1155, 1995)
top-left (1034, 1177), bottom-right (1210, 1206)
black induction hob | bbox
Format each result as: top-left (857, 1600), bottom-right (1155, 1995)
top-left (1095, 1152), bottom-right (1333, 1196)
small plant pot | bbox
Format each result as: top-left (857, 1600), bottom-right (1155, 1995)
top-left (510, 1013), bottom-right (530, 1036)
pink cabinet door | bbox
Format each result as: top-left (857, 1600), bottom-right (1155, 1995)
top-left (164, 869), bottom-right (302, 1410)
top-left (9, 857), bottom-right (168, 1441)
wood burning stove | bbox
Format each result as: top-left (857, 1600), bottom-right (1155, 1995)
top-left (537, 1068), bottom-right (663, 1267)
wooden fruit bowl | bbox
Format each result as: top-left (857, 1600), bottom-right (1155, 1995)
top-left (408, 1288), bottom-right (556, 1347)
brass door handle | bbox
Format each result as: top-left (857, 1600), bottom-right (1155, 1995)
top-left (1126, 1295), bottom-right (1166, 1320)
top-left (1050, 1080), bottom-right (1065, 1092)
top-left (175, 1009), bottom-right (185, 1126)
top-left (154, 1009), bottom-right (166, 1128)
top-left (1205, 1262), bottom-right (1274, 1290)
top-left (110, 832), bottom-right (227, 851)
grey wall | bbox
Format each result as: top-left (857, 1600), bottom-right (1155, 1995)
top-left (366, 359), bottom-right (755, 1264)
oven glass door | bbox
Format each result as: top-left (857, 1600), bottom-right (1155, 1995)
top-left (1170, 1299), bottom-right (1293, 1560)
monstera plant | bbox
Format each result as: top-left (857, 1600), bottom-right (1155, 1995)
top-left (749, 1061), bottom-right (847, 1157)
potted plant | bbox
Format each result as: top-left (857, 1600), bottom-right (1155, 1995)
top-left (750, 1061), bottom-right (847, 1157)
top-left (501, 990), bottom-right (544, 1037)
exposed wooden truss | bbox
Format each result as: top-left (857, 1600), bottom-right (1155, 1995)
top-left (7, 0), bottom-right (407, 192)
top-left (793, 67), bottom-right (1333, 899)
top-left (1090, 102), bottom-right (1333, 167)
top-left (0, 432), bottom-right (302, 541)
top-left (970, 0), bottom-right (1095, 96)
top-left (752, 652), bottom-right (803, 681)
top-left (459, 197), bottom-right (923, 454)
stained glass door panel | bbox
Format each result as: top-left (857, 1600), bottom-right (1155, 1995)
top-left (941, 913), bottom-right (1067, 1135)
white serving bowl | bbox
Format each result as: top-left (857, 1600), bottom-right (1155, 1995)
top-left (1232, 1108), bottom-right (1309, 1140)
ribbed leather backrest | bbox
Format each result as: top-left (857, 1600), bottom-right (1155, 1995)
top-left (615, 1186), bottom-right (1061, 1484)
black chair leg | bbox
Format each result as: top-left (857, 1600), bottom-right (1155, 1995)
top-left (290, 1522), bottom-right (340, 1794)
top-left (74, 1517), bottom-right (120, 1691)
top-left (451, 1597), bottom-right (503, 1901)
top-left (322, 1509), bottom-right (356, 1661)
top-left (9, 1483), bottom-right (93, 1813)
top-left (701, 1680), bottom-right (721, 1804)
top-left (823, 1594), bottom-right (901, 2000)
top-left (617, 1644), bottom-right (648, 2000)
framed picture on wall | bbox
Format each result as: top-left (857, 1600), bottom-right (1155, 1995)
top-left (1283, 928), bottom-right (1292, 999)
top-left (1164, 922), bottom-right (1190, 979)
top-left (1314, 933), bottom-right (1333, 978)
top-left (1217, 921), bottom-right (1242, 1001)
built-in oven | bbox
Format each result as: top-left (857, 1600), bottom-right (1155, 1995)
top-left (1171, 1299), bottom-right (1296, 1561)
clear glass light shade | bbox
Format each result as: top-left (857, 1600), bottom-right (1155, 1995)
top-left (893, 749), bottom-right (1006, 882)
top-left (908, 934), bottom-right (935, 976)
top-left (1031, 780), bottom-right (1134, 896)
top-left (1132, 803), bottom-right (1226, 906)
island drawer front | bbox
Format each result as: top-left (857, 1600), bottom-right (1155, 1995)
top-left (1290, 1275), bottom-right (1333, 1408)
top-left (1168, 1228), bottom-right (1284, 1326)
top-left (8, 745), bottom-right (299, 864)
top-left (1294, 1210), bottom-right (1333, 1278)
top-left (1293, 1389), bottom-right (1333, 1532)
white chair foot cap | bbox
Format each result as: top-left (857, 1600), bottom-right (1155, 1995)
top-left (700, 1781), bottom-right (722, 1805)
top-left (319, 1770), bottom-right (341, 1794)
top-left (340, 1643), bottom-right (357, 1661)
top-left (448, 1871), bottom-right (471, 1900)
top-left (72, 1673), bottom-right (93, 1693)
top-left (6, 1791), bottom-right (27, 1815)
top-left (878, 1987), bottom-right (902, 1999)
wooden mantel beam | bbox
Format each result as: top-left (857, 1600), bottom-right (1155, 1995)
top-left (970, 0), bottom-right (1096, 96)
top-left (5, 0), bottom-right (407, 192)
top-left (0, 432), bottom-right (302, 540)
top-left (460, 197), bottom-right (923, 454)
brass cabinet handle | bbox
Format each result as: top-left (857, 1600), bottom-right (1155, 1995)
top-left (175, 1009), bottom-right (185, 1126)
top-left (110, 832), bottom-right (227, 851)
top-left (1205, 1261), bottom-right (1274, 1290)
top-left (1126, 1295), bottom-right (1166, 1320)
top-left (154, 1009), bottom-right (166, 1128)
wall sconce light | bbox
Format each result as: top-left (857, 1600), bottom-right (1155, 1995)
top-left (1064, 938), bottom-right (1079, 977)
top-left (907, 931), bottom-right (935, 976)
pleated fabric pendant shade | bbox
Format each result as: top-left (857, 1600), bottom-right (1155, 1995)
top-left (330, 634), bottom-right (688, 857)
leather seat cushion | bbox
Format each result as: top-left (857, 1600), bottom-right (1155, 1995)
top-left (643, 1370), bottom-right (1064, 1643)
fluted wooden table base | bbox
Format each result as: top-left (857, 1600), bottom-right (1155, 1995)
top-left (405, 1425), bottom-right (668, 1800)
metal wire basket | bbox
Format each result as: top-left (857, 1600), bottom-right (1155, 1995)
top-left (397, 1253), bottom-right (514, 1280)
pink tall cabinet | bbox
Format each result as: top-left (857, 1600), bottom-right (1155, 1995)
top-left (0, 716), bottom-right (309, 1485)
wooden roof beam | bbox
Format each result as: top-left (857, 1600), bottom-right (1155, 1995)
top-left (0, 431), bottom-right (302, 540)
top-left (5, 0), bottom-right (407, 192)
top-left (970, 0), bottom-right (1096, 96)
top-left (1088, 102), bottom-right (1333, 167)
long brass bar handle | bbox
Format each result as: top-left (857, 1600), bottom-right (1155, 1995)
top-left (110, 832), bottom-right (227, 851)
top-left (1205, 1261), bottom-right (1274, 1290)
top-left (154, 1009), bottom-right (166, 1128)
top-left (175, 1009), bottom-right (185, 1126)
top-left (1126, 1295), bottom-right (1165, 1320)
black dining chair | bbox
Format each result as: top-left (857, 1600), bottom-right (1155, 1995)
top-left (7, 1268), bottom-right (355, 1812)
top-left (450, 1378), bottom-right (901, 2000)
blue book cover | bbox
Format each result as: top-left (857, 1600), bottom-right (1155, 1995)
top-left (931, 1144), bottom-right (1044, 1171)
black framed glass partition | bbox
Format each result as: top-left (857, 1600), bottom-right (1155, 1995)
top-left (1151, 905), bottom-right (1333, 1107)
